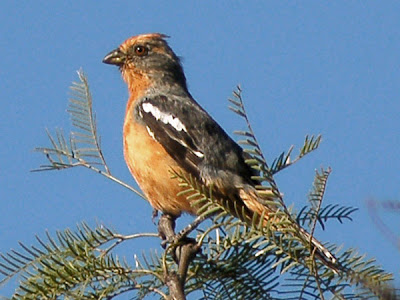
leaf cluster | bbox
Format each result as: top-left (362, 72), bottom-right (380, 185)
top-left (0, 224), bottom-right (162, 299)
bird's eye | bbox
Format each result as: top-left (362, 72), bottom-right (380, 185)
top-left (134, 45), bottom-right (148, 56)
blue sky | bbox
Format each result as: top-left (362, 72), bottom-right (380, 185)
top-left (1, 1), bottom-right (400, 298)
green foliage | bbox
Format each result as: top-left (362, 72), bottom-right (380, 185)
top-left (297, 204), bottom-right (358, 231)
top-left (1, 73), bottom-right (396, 299)
top-left (189, 227), bottom-right (279, 299)
top-left (0, 223), bottom-right (162, 299)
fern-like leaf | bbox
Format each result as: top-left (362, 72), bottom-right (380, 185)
top-left (68, 69), bottom-right (109, 173)
top-left (0, 223), bottom-right (167, 299)
top-left (34, 70), bottom-right (108, 173)
top-left (297, 204), bottom-right (358, 230)
top-left (306, 168), bottom-right (331, 234)
top-left (33, 70), bottom-right (145, 199)
top-left (270, 135), bottom-right (321, 175)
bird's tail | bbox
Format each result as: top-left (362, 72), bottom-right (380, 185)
top-left (238, 186), bottom-right (339, 273)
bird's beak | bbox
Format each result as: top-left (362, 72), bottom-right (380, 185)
top-left (103, 48), bottom-right (126, 66)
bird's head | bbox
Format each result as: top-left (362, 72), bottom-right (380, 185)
top-left (103, 33), bottom-right (187, 91)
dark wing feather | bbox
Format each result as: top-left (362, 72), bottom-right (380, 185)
top-left (136, 94), bottom-right (256, 186)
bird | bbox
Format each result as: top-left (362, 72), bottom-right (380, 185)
top-left (102, 33), bottom-right (337, 268)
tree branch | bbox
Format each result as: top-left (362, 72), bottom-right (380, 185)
top-left (158, 214), bottom-right (201, 299)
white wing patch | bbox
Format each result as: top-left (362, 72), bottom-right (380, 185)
top-left (146, 126), bottom-right (156, 140)
top-left (193, 150), bottom-right (204, 158)
top-left (141, 101), bottom-right (204, 158)
top-left (142, 102), bottom-right (187, 132)
top-left (174, 137), bottom-right (204, 158)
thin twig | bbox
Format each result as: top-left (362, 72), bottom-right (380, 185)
top-left (312, 250), bottom-right (325, 300)
top-left (100, 233), bottom-right (159, 256)
top-left (33, 148), bottom-right (146, 200)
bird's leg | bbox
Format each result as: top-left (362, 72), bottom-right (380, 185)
top-left (159, 214), bottom-right (206, 249)
top-left (158, 213), bottom-right (176, 243)
top-left (158, 213), bottom-right (198, 252)
top-left (158, 214), bottom-right (181, 262)
top-left (157, 213), bottom-right (201, 263)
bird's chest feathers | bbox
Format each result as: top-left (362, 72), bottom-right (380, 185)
top-left (123, 107), bottom-right (169, 178)
top-left (122, 103), bottom-right (193, 215)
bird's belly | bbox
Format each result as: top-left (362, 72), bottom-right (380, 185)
top-left (123, 118), bottom-right (195, 216)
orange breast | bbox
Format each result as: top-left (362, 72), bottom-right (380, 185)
top-left (123, 100), bottom-right (196, 216)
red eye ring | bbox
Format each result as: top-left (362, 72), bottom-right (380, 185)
top-left (134, 45), bottom-right (148, 56)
